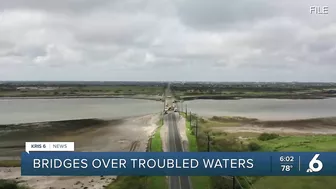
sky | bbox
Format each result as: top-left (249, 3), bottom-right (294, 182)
top-left (0, 0), bottom-right (335, 82)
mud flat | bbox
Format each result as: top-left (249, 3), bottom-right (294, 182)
top-left (0, 114), bottom-right (160, 189)
top-left (204, 116), bottom-right (336, 135)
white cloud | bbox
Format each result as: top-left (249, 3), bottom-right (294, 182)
top-left (33, 44), bottom-right (82, 66)
top-left (0, 0), bottom-right (335, 81)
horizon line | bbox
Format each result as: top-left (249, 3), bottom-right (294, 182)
top-left (1, 80), bottom-right (336, 83)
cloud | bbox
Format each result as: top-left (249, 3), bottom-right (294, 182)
top-left (33, 44), bottom-right (82, 67)
top-left (0, 0), bottom-right (335, 81)
top-left (0, 0), bottom-right (110, 14)
top-left (175, 0), bottom-right (276, 30)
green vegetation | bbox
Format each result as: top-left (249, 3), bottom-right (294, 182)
top-left (0, 160), bottom-right (20, 167)
top-left (185, 119), bottom-right (198, 152)
top-left (210, 116), bottom-right (258, 123)
top-left (0, 84), bottom-right (165, 99)
top-left (182, 113), bottom-right (210, 189)
top-left (179, 91), bottom-right (334, 100)
top-left (0, 179), bottom-right (29, 189)
top-left (253, 176), bottom-right (336, 189)
top-left (256, 135), bottom-right (336, 152)
top-left (3, 82), bottom-right (336, 99)
top-left (186, 115), bottom-right (336, 189)
top-left (257, 133), bottom-right (280, 141)
top-left (107, 175), bottom-right (167, 189)
top-left (251, 135), bottom-right (336, 189)
top-left (107, 116), bottom-right (167, 189)
top-left (146, 118), bottom-right (167, 189)
top-left (247, 142), bottom-right (262, 151)
top-left (106, 175), bottom-right (166, 189)
top-left (151, 120), bottom-right (164, 152)
top-left (170, 82), bottom-right (336, 100)
top-left (107, 176), bottom-right (147, 189)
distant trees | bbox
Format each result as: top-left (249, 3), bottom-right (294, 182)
top-left (247, 142), bottom-right (261, 151)
top-left (258, 133), bottom-right (279, 141)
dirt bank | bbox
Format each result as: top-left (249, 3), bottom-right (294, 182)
top-left (179, 93), bottom-right (336, 101)
top-left (214, 124), bottom-right (336, 135)
top-left (0, 114), bottom-right (160, 189)
top-left (176, 113), bottom-right (189, 151)
top-left (160, 115), bottom-right (169, 152)
top-left (207, 117), bottom-right (336, 135)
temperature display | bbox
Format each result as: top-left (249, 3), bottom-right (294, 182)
top-left (281, 164), bottom-right (293, 172)
top-left (272, 153), bottom-right (301, 175)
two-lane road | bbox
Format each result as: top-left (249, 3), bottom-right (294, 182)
top-left (165, 112), bottom-right (192, 189)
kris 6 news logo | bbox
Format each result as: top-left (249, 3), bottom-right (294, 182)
top-left (307, 154), bottom-right (323, 173)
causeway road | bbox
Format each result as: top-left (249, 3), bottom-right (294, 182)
top-left (164, 83), bottom-right (192, 189)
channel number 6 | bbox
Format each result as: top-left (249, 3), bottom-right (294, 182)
top-left (307, 154), bottom-right (323, 172)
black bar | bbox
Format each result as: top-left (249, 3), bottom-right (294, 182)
top-left (233, 177), bottom-right (236, 189)
top-left (207, 134), bottom-right (210, 152)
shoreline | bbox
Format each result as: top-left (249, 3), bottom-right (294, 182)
top-left (0, 95), bottom-right (163, 101)
top-left (200, 115), bottom-right (336, 136)
top-left (1, 114), bottom-right (335, 128)
top-left (1, 94), bottom-right (336, 101)
top-left (179, 95), bottom-right (336, 101)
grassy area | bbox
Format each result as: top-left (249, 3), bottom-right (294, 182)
top-left (185, 120), bottom-right (198, 152)
top-left (248, 134), bottom-right (336, 189)
top-left (107, 116), bottom-right (167, 189)
top-left (0, 179), bottom-right (29, 189)
top-left (0, 85), bottom-right (164, 98)
top-left (107, 176), bottom-right (148, 189)
top-left (199, 116), bottom-right (258, 129)
top-left (173, 88), bottom-right (336, 100)
top-left (186, 115), bottom-right (252, 188)
top-left (0, 160), bottom-right (21, 167)
top-left (253, 176), bottom-right (336, 189)
top-left (192, 116), bottom-right (336, 189)
top-left (81, 86), bottom-right (164, 95)
top-left (4, 83), bottom-right (336, 99)
top-left (179, 93), bottom-right (333, 100)
top-left (256, 135), bottom-right (336, 152)
top-left (182, 113), bottom-right (211, 189)
top-left (146, 118), bottom-right (167, 189)
top-left (105, 175), bottom-right (167, 189)
top-left (150, 127), bottom-right (164, 152)
top-left (152, 116), bottom-right (164, 152)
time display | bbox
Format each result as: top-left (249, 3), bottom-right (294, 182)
top-left (280, 156), bottom-right (294, 162)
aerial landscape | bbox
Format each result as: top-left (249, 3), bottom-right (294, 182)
top-left (1, 81), bottom-right (336, 189)
top-left (1, 0), bottom-right (336, 189)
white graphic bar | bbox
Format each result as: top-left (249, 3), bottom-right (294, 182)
top-left (25, 142), bottom-right (74, 154)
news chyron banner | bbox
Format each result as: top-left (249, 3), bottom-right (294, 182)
top-left (22, 142), bottom-right (335, 176)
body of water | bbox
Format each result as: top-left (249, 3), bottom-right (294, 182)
top-left (0, 98), bottom-right (163, 124)
top-left (1, 98), bottom-right (336, 124)
top-left (183, 98), bottom-right (336, 120)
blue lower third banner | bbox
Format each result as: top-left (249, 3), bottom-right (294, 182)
top-left (21, 152), bottom-right (336, 176)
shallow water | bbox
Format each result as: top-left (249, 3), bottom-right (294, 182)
top-left (0, 98), bottom-right (162, 124)
top-left (1, 98), bottom-right (336, 124)
top-left (183, 98), bottom-right (336, 120)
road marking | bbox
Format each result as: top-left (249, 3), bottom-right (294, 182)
top-left (166, 97), bottom-right (192, 189)
top-left (169, 176), bottom-right (172, 189)
top-left (178, 176), bottom-right (182, 189)
top-left (187, 176), bottom-right (193, 189)
top-left (172, 113), bottom-right (182, 189)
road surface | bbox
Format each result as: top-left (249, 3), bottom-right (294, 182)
top-left (164, 83), bottom-right (193, 189)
